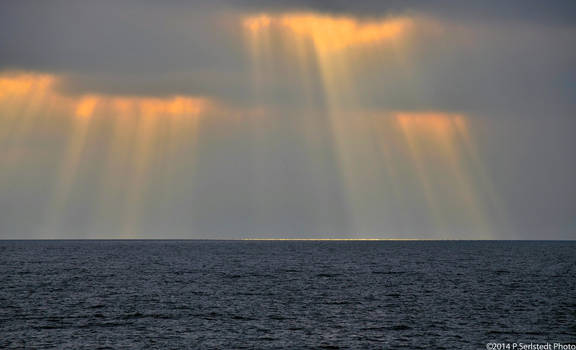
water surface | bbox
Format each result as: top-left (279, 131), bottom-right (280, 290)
top-left (1, 240), bottom-right (574, 349)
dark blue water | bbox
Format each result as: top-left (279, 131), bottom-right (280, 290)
top-left (1, 240), bottom-right (574, 349)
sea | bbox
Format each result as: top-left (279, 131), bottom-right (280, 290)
top-left (1, 240), bottom-right (575, 349)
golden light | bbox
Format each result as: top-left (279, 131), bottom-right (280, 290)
top-left (242, 238), bottom-right (429, 241)
top-left (242, 11), bottom-right (495, 237)
top-left (1, 11), bottom-right (498, 238)
top-left (243, 13), bottom-right (413, 52)
top-left (74, 96), bottom-right (100, 119)
top-left (394, 112), bottom-right (494, 238)
top-left (243, 12), bottom-right (419, 235)
top-left (0, 73), bottom-right (212, 120)
top-left (0, 71), bottom-right (213, 237)
top-left (244, 14), bottom-right (272, 32)
top-left (0, 73), bottom-right (56, 98)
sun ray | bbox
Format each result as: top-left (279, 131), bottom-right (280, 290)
top-left (242, 13), bottom-right (417, 235)
top-left (394, 113), bottom-right (494, 238)
top-left (242, 12), bottom-right (496, 237)
top-left (0, 72), bottom-right (213, 236)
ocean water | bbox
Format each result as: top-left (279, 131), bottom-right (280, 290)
top-left (0, 240), bottom-right (574, 349)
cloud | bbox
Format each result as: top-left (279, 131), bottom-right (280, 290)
top-left (1, 0), bottom-right (574, 115)
top-left (0, 1), bottom-right (573, 112)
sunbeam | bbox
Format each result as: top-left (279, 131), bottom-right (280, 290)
top-left (242, 13), bottom-right (497, 237)
top-left (0, 72), bottom-right (212, 237)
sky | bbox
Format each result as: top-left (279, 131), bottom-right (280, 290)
top-left (0, 0), bottom-right (575, 239)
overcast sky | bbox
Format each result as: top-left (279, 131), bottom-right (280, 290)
top-left (1, 0), bottom-right (575, 239)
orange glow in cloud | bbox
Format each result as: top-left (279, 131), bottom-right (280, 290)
top-left (0, 72), bottom-right (212, 120)
top-left (74, 96), bottom-right (100, 119)
top-left (395, 112), bottom-right (466, 146)
top-left (244, 14), bottom-right (272, 32)
top-left (243, 13), bottom-right (412, 52)
top-left (0, 73), bottom-right (56, 98)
